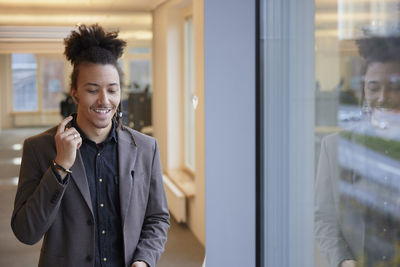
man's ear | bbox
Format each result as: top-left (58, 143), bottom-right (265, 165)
top-left (70, 89), bottom-right (79, 104)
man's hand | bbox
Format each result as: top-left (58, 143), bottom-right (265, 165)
top-left (54, 116), bottom-right (82, 176)
top-left (131, 261), bottom-right (148, 267)
top-left (341, 260), bottom-right (357, 267)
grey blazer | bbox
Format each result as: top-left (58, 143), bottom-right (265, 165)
top-left (315, 134), bottom-right (365, 267)
top-left (11, 125), bottom-right (170, 267)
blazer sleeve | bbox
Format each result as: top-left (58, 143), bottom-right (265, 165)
top-left (132, 140), bottom-right (170, 267)
top-left (314, 137), bottom-right (355, 267)
top-left (11, 138), bottom-right (68, 245)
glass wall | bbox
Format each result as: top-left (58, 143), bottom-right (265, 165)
top-left (40, 55), bottom-right (66, 110)
top-left (315, 1), bottom-right (400, 267)
top-left (259, 0), bottom-right (400, 265)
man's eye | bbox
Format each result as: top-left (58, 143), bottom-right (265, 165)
top-left (87, 89), bottom-right (97, 93)
top-left (367, 84), bottom-right (380, 92)
top-left (390, 83), bottom-right (400, 91)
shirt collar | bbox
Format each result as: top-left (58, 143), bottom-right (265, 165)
top-left (71, 113), bottom-right (118, 144)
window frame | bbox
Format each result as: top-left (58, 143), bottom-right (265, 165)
top-left (183, 14), bottom-right (195, 173)
top-left (258, 0), bottom-right (315, 266)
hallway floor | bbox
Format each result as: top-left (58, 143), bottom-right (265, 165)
top-left (0, 127), bottom-right (204, 267)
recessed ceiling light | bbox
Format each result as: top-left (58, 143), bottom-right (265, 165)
top-left (12, 157), bottom-right (22, 165)
top-left (12, 144), bottom-right (22, 151)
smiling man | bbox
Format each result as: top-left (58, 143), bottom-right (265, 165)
top-left (315, 35), bottom-right (400, 267)
top-left (11, 24), bottom-right (169, 267)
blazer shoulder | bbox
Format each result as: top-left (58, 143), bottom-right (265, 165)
top-left (120, 126), bottom-right (157, 148)
top-left (24, 126), bottom-right (57, 147)
top-left (321, 132), bottom-right (338, 147)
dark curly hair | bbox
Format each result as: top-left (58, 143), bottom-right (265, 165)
top-left (356, 36), bottom-right (400, 64)
top-left (64, 24), bottom-right (127, 89)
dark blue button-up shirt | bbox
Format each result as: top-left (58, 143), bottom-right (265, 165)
top-left (73, 116), bottom-right (124, 267)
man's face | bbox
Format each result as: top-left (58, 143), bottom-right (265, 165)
top-left (364, 61), bottom-right (400, 110)
top-left (71, 63), bottom-right (120, 131)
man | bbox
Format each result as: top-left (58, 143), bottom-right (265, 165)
top-left (315, 35), bottom-right (400, 267)
top-left (11, 24), bottom-right (169, 267)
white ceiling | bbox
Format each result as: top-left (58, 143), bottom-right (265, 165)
top-left (0, 0), bottom-right (168, 50)
top-left (0, 0), bottom-right (167, 13)
top-left (316, 0), bottom-right (400, 39)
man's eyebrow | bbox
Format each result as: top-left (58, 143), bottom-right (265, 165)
top-left (85, 82), bottom-right (100, 87)
top-left (84, 82), bottom-right (119, 86)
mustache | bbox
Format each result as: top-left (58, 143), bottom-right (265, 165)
top-left (90, 105), bottom-right (116, 109)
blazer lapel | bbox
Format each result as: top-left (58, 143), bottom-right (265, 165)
top-left (118, 128), bottom-right (137, 225)
top-left (70, 151), bottom-right (93, 216)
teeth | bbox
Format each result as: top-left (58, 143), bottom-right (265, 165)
top-left (94, 109), bottom-right (111, 114)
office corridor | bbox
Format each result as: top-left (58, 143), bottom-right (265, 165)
top-left (0, 128), bottom-right (204, 267)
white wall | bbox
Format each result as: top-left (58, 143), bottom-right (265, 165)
top-left (204, 0), bottom-right (256, 265)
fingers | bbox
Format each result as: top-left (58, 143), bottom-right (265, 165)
top-left (61, 127), bottom-right (79, 138)
top-left (62, 128), bottom-right (82, 149)
top-left (64, 132), bottom-right (80, 142)
top-left (76, 139), bottom-right (82, 150)
top-left (57, 116), bottom-right (73, 135)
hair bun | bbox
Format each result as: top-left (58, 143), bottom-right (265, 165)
top-left (64, 24), bottom-right (126, 65)
top-left (356, 36), bottom-right (400, 62)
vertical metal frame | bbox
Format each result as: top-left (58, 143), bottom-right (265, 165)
top-left (258, 0), bottom-right (315, 266)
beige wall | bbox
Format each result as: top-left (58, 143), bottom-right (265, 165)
top-left (152, 0), bottom-right (205, 246)
top-left (190, 0), bottom-right (205, 247)
top-left (0, 54), bottom-right (13, 129)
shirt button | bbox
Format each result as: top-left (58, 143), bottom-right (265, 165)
top-left (383, 228), bottom-right (387, 232)
top-left (100, 203), bottom-right (104, 207)
top-left (103, 258), bottom-right (107, 262)
top-left (384, 201), bottom-right (388, 206)
top-left (382, 255), bottom-right (387, 260)
top-left (97, 153), bottom-right (101, 157)
top-left (86, 255), bottom-right (92, 261)
top-left (102, 230), bottom-right (106, 234)
top-left (99, 178), bottom-right (103, 182)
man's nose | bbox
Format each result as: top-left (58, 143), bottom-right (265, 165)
top-left (98, 90), bottom-right (110, 105)
top-left (377, 86), bottom-right (389, 105)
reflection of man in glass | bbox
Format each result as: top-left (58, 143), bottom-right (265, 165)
top-left (315, 36), bottom-right (400, 267)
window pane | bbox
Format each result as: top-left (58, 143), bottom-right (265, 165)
top-left (12, 54), bottom-right (37, 111)
top-left (315, 1), bottom-right (400, 267)
top-left (129, 47), bottom-right (151, 54)
top-left (184, 16), bottom-right (195, 171)
top-left (40, 55), bottom-right (66, 110)
top-left (127, 59), bottom-right (152, 132)
top-left (129, 59), bottom-right (151, 91)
